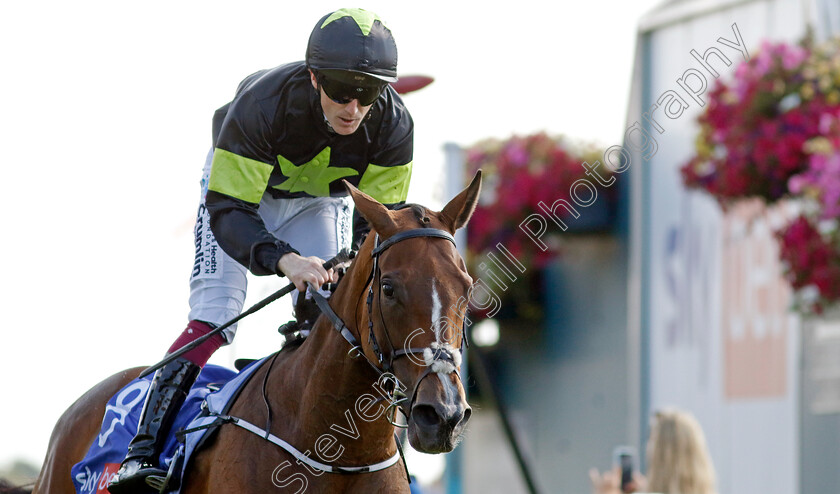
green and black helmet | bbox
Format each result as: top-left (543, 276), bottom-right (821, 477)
top-left (306, 8), bottom-right (398, 85)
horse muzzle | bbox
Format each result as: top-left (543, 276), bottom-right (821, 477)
top-left (407, 372), bottom-right (471, 453)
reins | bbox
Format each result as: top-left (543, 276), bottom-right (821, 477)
top-left (194, 226), bottom-right (469, 481)
top-left (308, 228), bottom-right (466, 426)
top-left (139, 249), bottom-right (355, 379)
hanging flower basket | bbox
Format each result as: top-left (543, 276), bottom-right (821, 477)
top-left (681, 36), bottom-right (840, 204)
top-left (464, 132), bottom-right (614, 322)
top-left (681, 34), bottom-right (840, 314)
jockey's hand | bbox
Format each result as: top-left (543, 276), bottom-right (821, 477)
top-left (277, 253), bottom-right (339, 292)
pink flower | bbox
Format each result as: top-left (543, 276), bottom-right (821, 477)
top-left (503, 141), bottom-right (529, 168)
top-left (776, 214), bottom-right (840, 312)
top-left (465, 132), bottom-right (613, 273)
top-left (781, 43), bottom-right (808, 70)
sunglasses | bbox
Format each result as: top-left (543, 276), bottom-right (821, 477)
top-left (319, 75), bottom-right (385, 106)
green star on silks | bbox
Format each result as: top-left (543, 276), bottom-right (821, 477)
top-left (275, 147), bottom-right (358, 197)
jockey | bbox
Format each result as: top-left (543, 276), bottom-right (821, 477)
top-left (109, 8), bottom-right (414, 492)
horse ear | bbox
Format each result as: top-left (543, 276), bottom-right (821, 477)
top-left (439, 170), bottom-right (482, 233)
top-left (343, 180), bottom-right (397, 234)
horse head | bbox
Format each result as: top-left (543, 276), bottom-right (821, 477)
top-left (343, 171), bottom-right (481, 454)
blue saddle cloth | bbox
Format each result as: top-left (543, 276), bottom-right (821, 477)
top-left (70, 359), bottom-right (265, 494)
top-left (71, 357), bottom-right (426, 494)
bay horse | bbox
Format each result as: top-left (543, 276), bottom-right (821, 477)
top-left (30, 172), bottom-right (481, 494)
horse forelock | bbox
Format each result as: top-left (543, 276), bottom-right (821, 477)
top-left (390, 203), bottom-right (432, 229)
top-left (409, 204), bottom-right (431, 226)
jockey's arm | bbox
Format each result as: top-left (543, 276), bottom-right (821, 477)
top-left (204, 189), bottom-right (297, 277)
top-left (204, 189), bottom-right (337, 289)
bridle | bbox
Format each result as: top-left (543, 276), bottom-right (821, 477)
top-left (194, 226), bottom-right (471, 479)
top-left (308, 226), bottom-right (469, 427)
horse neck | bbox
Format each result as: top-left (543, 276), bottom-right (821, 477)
top-left (268, 244), bottom-right (397, 461)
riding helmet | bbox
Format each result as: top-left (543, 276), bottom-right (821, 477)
top-left (306, 8), bottom-right (398, 85)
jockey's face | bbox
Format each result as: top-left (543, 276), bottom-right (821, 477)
top-left (311, 70), bottom-right (372, 135)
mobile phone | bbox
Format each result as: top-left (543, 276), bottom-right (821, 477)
top-left (612, 446), bottom-right (635, 493)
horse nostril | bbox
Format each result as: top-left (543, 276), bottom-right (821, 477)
top-left (412, 404), bottom-right (441, 429)
top-left (446, 406), bottom-right (470, 430)
top-left (460, 407), bottom-right (472, 426)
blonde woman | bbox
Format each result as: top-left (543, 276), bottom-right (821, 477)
top-left (590, 408), bottom-right (718, 494)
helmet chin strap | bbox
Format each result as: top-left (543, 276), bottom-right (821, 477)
top-left (323, 113), bottom-right (337, 134)
top-left (313, 82), bottom-right (338, 134)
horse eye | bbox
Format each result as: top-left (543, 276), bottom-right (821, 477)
top-left (382, 282), bottom-right (395, 298)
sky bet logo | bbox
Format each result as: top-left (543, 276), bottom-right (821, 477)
top-left (75, 463), bottom-right (120, 494)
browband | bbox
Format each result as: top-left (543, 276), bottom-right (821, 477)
top-left (371, 229), bottom-right (455, 256)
